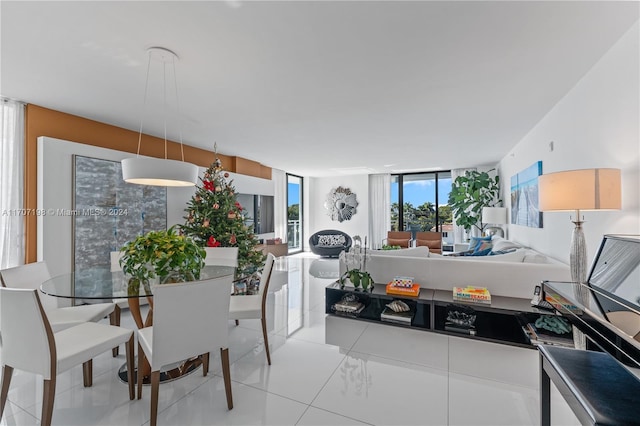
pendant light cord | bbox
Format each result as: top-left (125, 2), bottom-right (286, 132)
top-left (171, 56), bottom-right (186, 162)
top-left (135, 53), bottom-right (152, 157)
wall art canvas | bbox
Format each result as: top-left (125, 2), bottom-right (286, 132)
top-left (510, 161), bottom-right (543, 228)
top-left (73, 155), bottom-right (167, 272)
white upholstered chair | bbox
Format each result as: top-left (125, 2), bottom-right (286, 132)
top-left (204, 246), bottom-right (239, 267)
top-left (136, 275), bottom-right (234, 426)
top-left (0, 287), bottom-right (134, 426)
top-left (229, 253), bottom-right (275, 365)
top-left (0, 261), bottom-right (117, 334)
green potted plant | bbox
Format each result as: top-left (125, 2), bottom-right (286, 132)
top-left (119, 225), bottom-right (206, 287)
top-left (448, 169), bottom-right (502, 236)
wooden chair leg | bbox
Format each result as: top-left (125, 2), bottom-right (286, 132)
top-left (220, 348), bottom-right (233, 410)
top-left (202, 353), bottom-right (209, 377)
top-left (261, 316), bottom-right (271, 365)
top-left (111, 305), bottom-right (121, 357)
top-left (150, 370), bottom-right (160, 426)
top-left (41, 377), bottom-right (56, 426)
top-left (125, 335), bottom-right (135, 400)
top-left (137, 343), bottom-right (144, 400)
top-left (0, 365), bottom-right (14, 420)
top-left (82, 360), bottom-right (93, 387)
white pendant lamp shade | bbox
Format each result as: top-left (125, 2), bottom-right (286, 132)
top-left (122, 157), bottom-right (198, 187)
top-left (122, 46), bottom-right (198, 187)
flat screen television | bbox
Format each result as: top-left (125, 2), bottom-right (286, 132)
top-left (235, 193), bottom-right (275, 235)
top-left (587, 234), bottom-right (640, 341)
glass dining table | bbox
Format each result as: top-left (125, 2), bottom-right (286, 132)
top-left (40, 265), bottom-right (236, 383)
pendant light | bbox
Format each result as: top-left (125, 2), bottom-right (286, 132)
top-left (122, 47), bottom-right (198, 187)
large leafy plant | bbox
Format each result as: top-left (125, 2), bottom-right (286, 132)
top-left (119, 226), bottom-right (205, 283)
top-left (448, 169), bottom-right (501, 235)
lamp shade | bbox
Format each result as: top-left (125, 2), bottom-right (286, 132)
top-left (538, 168), bottom-right (621, 211)
top-left (482, 207), bottom-right (507, 224)
top-left (122, 157), bottom-right (198, 187)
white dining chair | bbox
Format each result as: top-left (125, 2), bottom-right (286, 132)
top-left (0, 287), bottom-right (135, 426)
top-left (136, 275), bottom-right (234, 426)
top-left (0, 261), bottom-right (118, 335)
top-left (229, 253), bottom-right (275, 365)
top-left (204, 246), bottom-right (239, 267)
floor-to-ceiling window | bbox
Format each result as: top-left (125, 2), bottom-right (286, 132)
top-left (287, 174), bottom-right (303, 253)
top-left (391, 171), bottom-right (454, 249)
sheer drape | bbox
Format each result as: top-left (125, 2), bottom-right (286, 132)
top-left (0, 99), bottom-right (25, 268)
top-left (368, 174), bottom-right (391, 249)
top-left (272, 168), bottom-right (288, 242)
top-left (451, 167), bottom-right (476, 244)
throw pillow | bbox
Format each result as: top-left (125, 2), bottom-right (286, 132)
top-left (492, 239), bottom-right (523, 252)
top-left (468, 236), bottom-right (491, 253)
top-left (476, 241), bottom-right (493, 252)
top-left (317, 234), bottom-right (346, 246)
top-left (469, 247), bottom-right (492, 256)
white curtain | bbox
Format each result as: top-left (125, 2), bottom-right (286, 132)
top-left (272, 168), bottom-right (288, 242)
top-left (0, 99), bottom-right (25, 268)
top-left (451, 167), bottom-right (476, 244)
top-left (368, 174), bottom-right (391, 249)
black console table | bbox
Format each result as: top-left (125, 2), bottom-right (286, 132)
top-left (541, 280), bottom-right (640, 425)
top-left (539, 344), bottom-right (640, 425)
top-left (325, 282), bottom-right (558, 348)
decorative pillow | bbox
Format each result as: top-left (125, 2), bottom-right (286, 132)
top-left (492, 239), bottom-right (523, 252)
top-left (467, 248), bottom-right (527, 262)
top-left (469, 236), bottom-right (491, 253)
top-left (317, 234), bottom-right (346, 246)
top-left (489, 248), bottom-right (517, 256)
top-left (476, 241), bottom-right (493, 252)
top-left (387, 238), bottom-right (410, 248)
top-left (468, 247), bottom-right (492, 256)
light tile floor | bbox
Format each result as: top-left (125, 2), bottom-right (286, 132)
top-left (0, 253), bottom-right (581, 425)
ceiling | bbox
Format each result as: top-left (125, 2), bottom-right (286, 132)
top-left (2, 1), bottom-right (638, 177)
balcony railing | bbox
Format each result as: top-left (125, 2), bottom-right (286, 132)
top-left (287, 219), bottom-right (301, 249)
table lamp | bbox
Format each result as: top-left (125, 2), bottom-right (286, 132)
top-left (538, 168), bottom-right (621, 284)
top-left (482, 207), bottom-right (507, 238)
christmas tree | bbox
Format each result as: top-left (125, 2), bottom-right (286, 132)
top-left (180, 155), bottom-right (266, 277)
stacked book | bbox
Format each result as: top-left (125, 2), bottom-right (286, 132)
top-left (380, 307), bottom-right (413, 324)
top-left (453, 286), bottom-right (491, 305)
top-left (386, 276), bottom-right (420, 297)
top-left (332, 298), bottom-right (365, 316)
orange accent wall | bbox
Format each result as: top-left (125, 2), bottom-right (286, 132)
top-left (24, 104), bottom-right (271, 263)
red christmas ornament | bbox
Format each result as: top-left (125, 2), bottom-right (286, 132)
top-left (235, 201), bottom-right (243, 211)
top-left (203, 181), bottom-right (214, 191)
top-left (224, 172), bottom-right (229, 178)
top-left (213, 203), bottom-right (219, 209)
top-left (230, 234), bottom-right (237, 244)
top-left (207, 236), bottom-right (221, 247)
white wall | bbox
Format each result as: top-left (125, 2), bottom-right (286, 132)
top-left (498, 22), bottom-right (640, 265)
top-left (37, 136), bottom-right (274, 277)
top-left (305, 175), bottom-right (369, 250)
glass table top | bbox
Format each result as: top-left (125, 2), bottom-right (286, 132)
top-left (41, 265), bottom-right (236, 300)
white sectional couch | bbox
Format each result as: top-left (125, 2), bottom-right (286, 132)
top-left (340, 241), bottom-right (571, 299)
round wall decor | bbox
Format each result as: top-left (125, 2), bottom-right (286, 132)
top-left (325, 186), bottom-right (358, 222)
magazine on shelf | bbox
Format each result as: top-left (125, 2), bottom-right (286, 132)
top-left (453, 286), bottom-right (491, 304)
top-left (380, 307), bottom-right (414, 324)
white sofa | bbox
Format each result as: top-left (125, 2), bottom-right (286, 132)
top-left (340, 243), bottom-right (570, 299)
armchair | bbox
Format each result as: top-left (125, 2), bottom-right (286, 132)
top-left (384, 231), bottom-right (412, 249)
top-left (414, 231), bottom-right (443, 254)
